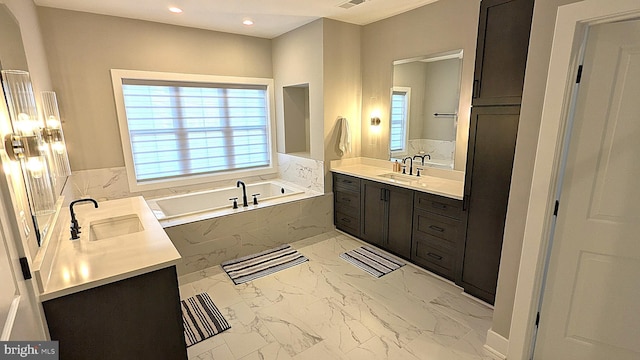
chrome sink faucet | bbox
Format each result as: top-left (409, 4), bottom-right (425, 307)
top-left (237, 180), bottom-right (248, 207)
top-left (402, 157), bottom-right (413, 175)
top-left (69, 198), bottom-right (98, 240)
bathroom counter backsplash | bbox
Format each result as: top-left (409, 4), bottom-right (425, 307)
top-left (330, 157), bottom-right (464, 200)
top-left (38, 196), bottom-right (181, 301)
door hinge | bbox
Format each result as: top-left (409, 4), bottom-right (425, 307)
top-left (553, 200), bottom-right (560, 216)
top-left (535, 312), bottom-right (540, 326)
top-left (576, 65), bottom-right (583, 83)
top-left (19, 257), bottom-right (32, 280)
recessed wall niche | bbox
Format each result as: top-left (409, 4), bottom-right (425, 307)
top-left (283, 83), bottom-right (310, 156)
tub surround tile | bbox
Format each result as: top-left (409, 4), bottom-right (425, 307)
top-left (277, 154), bottom-right (324, 193)
top-left (62, 166), bottom-right (278, 204)
top-left (168, 194), bottom-right (333, 276)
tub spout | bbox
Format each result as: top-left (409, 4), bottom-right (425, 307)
top-left (237, 180), bottom-right (248, 207)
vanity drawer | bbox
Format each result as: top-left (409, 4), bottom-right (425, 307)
top-left (414, 192), bottom-right (462, 219)
top-left (333, 173), bottom-right (361, 193)
top-left (335, 190), bottom-right (360, 213)
top-left (413, 209), bottom-right (460, 245)
top-left (411, 235), bottom-right (455, 279)
top-left (335, 211), bottom-right (360, 238)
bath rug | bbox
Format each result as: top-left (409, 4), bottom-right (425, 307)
top-left (182, 292), bottom-right (230, 347)
top-left (221, 244), bottom-right (309, 285)
top-left (340, 246), bottom-right (405, 278)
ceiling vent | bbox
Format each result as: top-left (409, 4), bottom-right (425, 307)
top-left (339, 0), bottom-right (366, 9)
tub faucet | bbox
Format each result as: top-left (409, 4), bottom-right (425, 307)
top-left (237, 180), bottom-right (248, 207)
top-left (412, 154), bottom-right (431, 165)
top-left (69, 198), bottom-right (98, 240)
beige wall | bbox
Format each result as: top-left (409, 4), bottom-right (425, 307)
top-left (272, 19), bottom-right (324, 161)
top-left (422, 59), bottom-right (460, 141)
top-left (37, 7), bottom-right (273, 171)
top-left (360, 0), bottom-right (480, 171)
top-left (492, 0), bottom-right (584, 339)
top-left (394, 62), bottom-right (427, 140)
top-left (322, 18), bottom-right (362, 191)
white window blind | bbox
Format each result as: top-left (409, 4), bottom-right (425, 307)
top-left (390, 91), bottom-right (409, 152)
top-left (121, 80), bottom-right (270, 182)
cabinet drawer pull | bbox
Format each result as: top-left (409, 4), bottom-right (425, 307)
top-left (341, 197), bottom-right (351, 203)
top-left (342, 180), bottom-right (353, 184)
top-left (429, 225), bottom-right (445, 232)
top-left (427, 252), bottom-right (443, 261)
top-left (431, 202), bottom-right (447, 210)
top-left (341, 218), bottom-right (351, 223)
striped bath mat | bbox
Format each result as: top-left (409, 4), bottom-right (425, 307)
top-left (340, 246), bottom-right (405, 278)
top-left (221, 244), bottom-right (309, 285)
top-left (182, 292), bottom-right (230, 347)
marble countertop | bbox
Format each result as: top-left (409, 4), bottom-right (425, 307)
top-left (40, 196), bottom-right (181, 301)
top-left (331, 161), bottom-right (464, 200)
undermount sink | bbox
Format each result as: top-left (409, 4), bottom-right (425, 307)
top-left (378, 173), bottom-right (416, 184)
top-left (89, 214), bottom-right (144, 241)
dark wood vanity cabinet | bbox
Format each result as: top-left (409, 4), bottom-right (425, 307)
top-left (361, 179), bottom-right (413, 259)
top-left (334, 173), bottom-right (362, 238)
top-left (472, 0), bottom-right (535, 106)
top-left (42, 266), bottom-right (187, 360)
top-left (411, 192), bottom-right (463, 281)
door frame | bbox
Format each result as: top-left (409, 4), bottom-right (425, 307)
top-left (508, 0), bottom-right (640, 359)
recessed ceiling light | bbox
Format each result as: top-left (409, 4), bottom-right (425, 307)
top-left (242, 19), bottom-right (254, 26)
top-left (169, 7), bottom-right (183, 14)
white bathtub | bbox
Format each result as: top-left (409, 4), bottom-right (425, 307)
top-left (146, 180), bottom-right (305, 224)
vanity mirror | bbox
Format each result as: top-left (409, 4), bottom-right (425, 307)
top-left (0, 4), bottom-right (68, 246)
top-left (390, 49), bottom-right (463, 169)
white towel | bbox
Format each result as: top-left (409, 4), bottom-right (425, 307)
top-left (338, 117), bottom-right (351, 156)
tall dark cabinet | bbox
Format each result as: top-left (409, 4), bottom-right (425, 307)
top-left (460, 0), bottom-right (534, 304)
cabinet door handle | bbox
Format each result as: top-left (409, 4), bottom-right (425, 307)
top-left (341, 218), bottom-right (351, 223)
top-left (385, 189), bottom-right (390, 202)
top-left (473, 79), bottom-right (480, 98)
top-left (380, 188), bottom-right (385, 201)
top-left (429, 225), bottom-right (445, 232)
top-left (427, 252), bottom-right (443, 261)
top-left (463, 195), bottom-right (469, 211)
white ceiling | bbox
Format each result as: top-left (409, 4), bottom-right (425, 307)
top-left (33, 0), bottom-right (439, 39)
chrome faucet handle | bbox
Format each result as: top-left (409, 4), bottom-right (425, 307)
top-left (229, 197), bottom-right (238, 209)
top-left (251, 193), bottom-right (260, 205)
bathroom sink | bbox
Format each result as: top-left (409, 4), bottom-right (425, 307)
top-left (89, 214), bottom-right (144, 241)
top-left (378, 173), bottom-right (416, 184)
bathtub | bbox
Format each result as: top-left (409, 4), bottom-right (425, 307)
top-left (147, 179), bottom-right (333, 276)
top-left (146, 180), bottom-right (305, 224)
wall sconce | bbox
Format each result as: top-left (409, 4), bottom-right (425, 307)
top-left (370, 115), bottom-right (381, 126)
top-left (42, 91), bottom-right (71, 177)
top-left (1, 70), bottom-right (56, 215)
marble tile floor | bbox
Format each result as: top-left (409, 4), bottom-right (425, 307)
top-left (178, 230), bottom-right (499, 360)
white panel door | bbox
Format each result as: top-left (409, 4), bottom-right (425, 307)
top-left (534, 19), bottom-right (640, 360)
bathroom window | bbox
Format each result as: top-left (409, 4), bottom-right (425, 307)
top-left (390, 87), bottom-right (410, 156)
top-left (111, 70), bottom-right (276, 191)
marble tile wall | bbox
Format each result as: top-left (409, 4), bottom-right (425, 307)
top-left (407, 139), bottom-right (455, 161)
top-left (164, 194), bottom-right (334, 276)
top-left (61, 167), bottom-right (277, 204)
top-left (277, 154), bottom-right (324, 193)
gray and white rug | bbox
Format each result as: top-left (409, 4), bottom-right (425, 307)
top-left (182, 292), bottom-right (230, 347)
top-left (340, 246), bottom-right (405, 277)
top-left (221, 244), bottom-right (309, 285)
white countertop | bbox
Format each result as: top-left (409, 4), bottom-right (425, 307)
top-left (40, 196), bottom-right (181, 301)
top-left (331, 160), bottom-right (464, 200)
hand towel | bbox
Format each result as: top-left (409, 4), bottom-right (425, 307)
top-left (338, 117), bottom-right (351, 156)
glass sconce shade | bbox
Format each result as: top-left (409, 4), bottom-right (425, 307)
top-left (1, 70), bottom-right (41, 135)
top-left (1, 70), bottom-right (56, 215)
top-left (41, 91), bottom-right (71, 177)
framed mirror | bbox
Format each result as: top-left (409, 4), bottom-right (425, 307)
top-left (390, 49), bottom-right (463, 169)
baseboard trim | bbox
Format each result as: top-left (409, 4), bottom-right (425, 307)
top-left (485, 329), bottom-right (508, 359)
